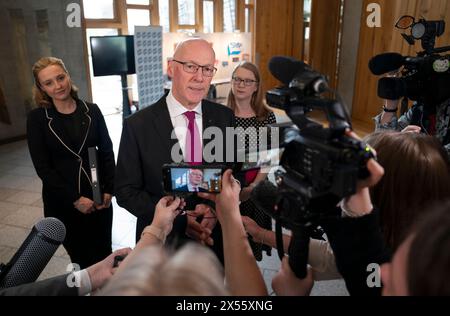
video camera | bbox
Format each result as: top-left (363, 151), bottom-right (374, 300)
top-left (250, 56), bottom-right (373, 278)
top-left (369, 15), bottom-right (450, 108)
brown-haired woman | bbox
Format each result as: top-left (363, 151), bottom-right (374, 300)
top-left (227, 61), bottom-right (277, 261)
top-left (365, 131), bottom-right (450, 250)
top-left (27, 57), bottom-right (115, 268)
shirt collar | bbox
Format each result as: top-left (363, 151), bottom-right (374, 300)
top-left (166, 90), bottom-right (202, 118)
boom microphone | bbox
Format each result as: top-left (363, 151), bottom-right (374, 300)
top-left (369, 52), bottom-right (405, 75)
top-left (269, 56), bottom-right (329, 94)
top-left (0, 217), bottom-right (66, 288)
top-left (269, 56), bottom-right (308, 85)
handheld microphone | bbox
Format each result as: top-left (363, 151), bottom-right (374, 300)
top-left (0, 217), bottom-right (66, 288)
top-left (269, 56), bottom-right (329, 94)
top-left (369, 52), bottom-right (405, 75)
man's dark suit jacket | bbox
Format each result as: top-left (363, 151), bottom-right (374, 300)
top-left (115, 96), bottom-right (235, 247)
top-left (175, 185), bottom-right (208, 193)
top-left (0, 274), bottom-right (78, 296)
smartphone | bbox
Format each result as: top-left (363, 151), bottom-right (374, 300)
top-left (162, 164), bottom-right (226, 194)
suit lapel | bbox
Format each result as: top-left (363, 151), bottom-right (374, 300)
top-left (45, 101), bottom-right (91, 158)
top-left (151, 98), bottom-right (180, 162)
top-left (202, 100), bottom-right (217, 150)
top-left (45, 107), bottom-right (79, 158)
top-left (77, 101), bottom-right (91, 154)
top-left (202, 100), bottom-right (215, 131)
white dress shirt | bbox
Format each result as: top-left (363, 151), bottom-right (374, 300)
top-left (166, 90), bottom-right (203, 157)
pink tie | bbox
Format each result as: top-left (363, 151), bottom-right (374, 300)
top-left (184, 111), bottom-right (202, 164)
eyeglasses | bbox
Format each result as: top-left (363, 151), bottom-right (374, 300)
top-left (172, 60), bottom-right (217, 77)
top-left (232, 76), bottom-right (258, 86)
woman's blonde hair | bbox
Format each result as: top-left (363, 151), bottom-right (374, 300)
top-left (99, 243), bottom-right (228, 296)
top-left (32, 57), bottom-right (78, 108)
top-left (227, 61), bottom-right (271, 121)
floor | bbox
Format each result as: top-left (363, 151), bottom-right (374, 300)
top-left (0, 109), bottom-right (349, 295)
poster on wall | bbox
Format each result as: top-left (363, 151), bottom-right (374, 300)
top-left (134, 26), bottom-right (165, 109)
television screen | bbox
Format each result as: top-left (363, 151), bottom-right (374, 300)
top-left (90, 35), bottom-right (136, 76)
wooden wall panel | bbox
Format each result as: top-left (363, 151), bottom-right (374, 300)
top-left (254, 0), bottom-right (303, 94)
top-left (352, 0), bottom-right (450, 127)
top-left (308, 0), bottom-right (343, 90)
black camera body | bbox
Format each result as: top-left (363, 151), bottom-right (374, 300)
top-left (371, 16), bottom-right (450, 107)
top-left (264, 58), bottom-right (372, 207)
top-left (250, 57), bottom-right (373, 278)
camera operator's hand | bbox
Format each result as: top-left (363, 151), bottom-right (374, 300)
top-left (401, 125), bottom-right (421, 133)
top-left (242, 216), bottom-right (265, 240)
top-left (341, 131), bottom-right (385, 217)
top-left (153, 196), bottom-right (183, 236)
top-left (186, 204), bottom-right (215, 246)
top-left (87, 247), bottom-right (132, 291)
top-left (380, 99), bottom-right (401, 125)
top-left (272, 256), bottom-right (314, 296)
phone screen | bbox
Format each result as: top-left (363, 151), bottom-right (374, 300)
top-left (163, 166), bottom-right (224, 193)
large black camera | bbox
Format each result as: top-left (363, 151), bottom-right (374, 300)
top-left (369, 16), bottom-right (450, 108)
top-left (250, 56), bottom-right (373, 278)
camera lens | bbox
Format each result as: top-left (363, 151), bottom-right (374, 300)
top-left (412, 23), bottom-right (426, 39)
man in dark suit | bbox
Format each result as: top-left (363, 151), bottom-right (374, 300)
top-left (115, 39), bottom-right (235, 260)
top-left (175, 169), bottom-right (209, 192)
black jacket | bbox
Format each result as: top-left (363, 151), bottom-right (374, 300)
top-left (0, 274), bottom-right (78, 296)
top-left (26, 100), bottom-right (115, 217)
top-left (321, 209), bottom-right (392, 296)
top-left (115, 96), bottom-right (235, 240)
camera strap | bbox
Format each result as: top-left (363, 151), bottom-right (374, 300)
top-left (275, 220), bottom-right (284, 261)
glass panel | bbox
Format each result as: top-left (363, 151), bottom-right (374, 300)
top-left (86, 28), bottom-right (123, 116)
top-left (223, 0), bottom-right (236, 32)
top-left (83, 0), bottom-right (115, 19)
top-left (304, 0), bottom-right (312, 40)
top-left (159, 0), bottom-right (170, 32)
top-left (177, 29), bottom-right (196, 34)
top-left (35, 9), bottom-right (52, 57)
top-left (9, 9), bottom-right (33, 113)
top-left (126, 0), bottom-right (150, 4)
top-left (245, 8), bottom-right (249, 32)
top-left (127, 9), bottom-right (150, 35)
top-left (178, 0), bottom-right (195, 25)
top-left (0, 81), bottom-right (11, 124)
top-left (203, 1), bottom-right (214, 33)
top-left (304, 0), bottom-right (311, 22)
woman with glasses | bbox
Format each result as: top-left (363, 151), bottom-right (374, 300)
top-left (227, 61), bottom-right (277, 261)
